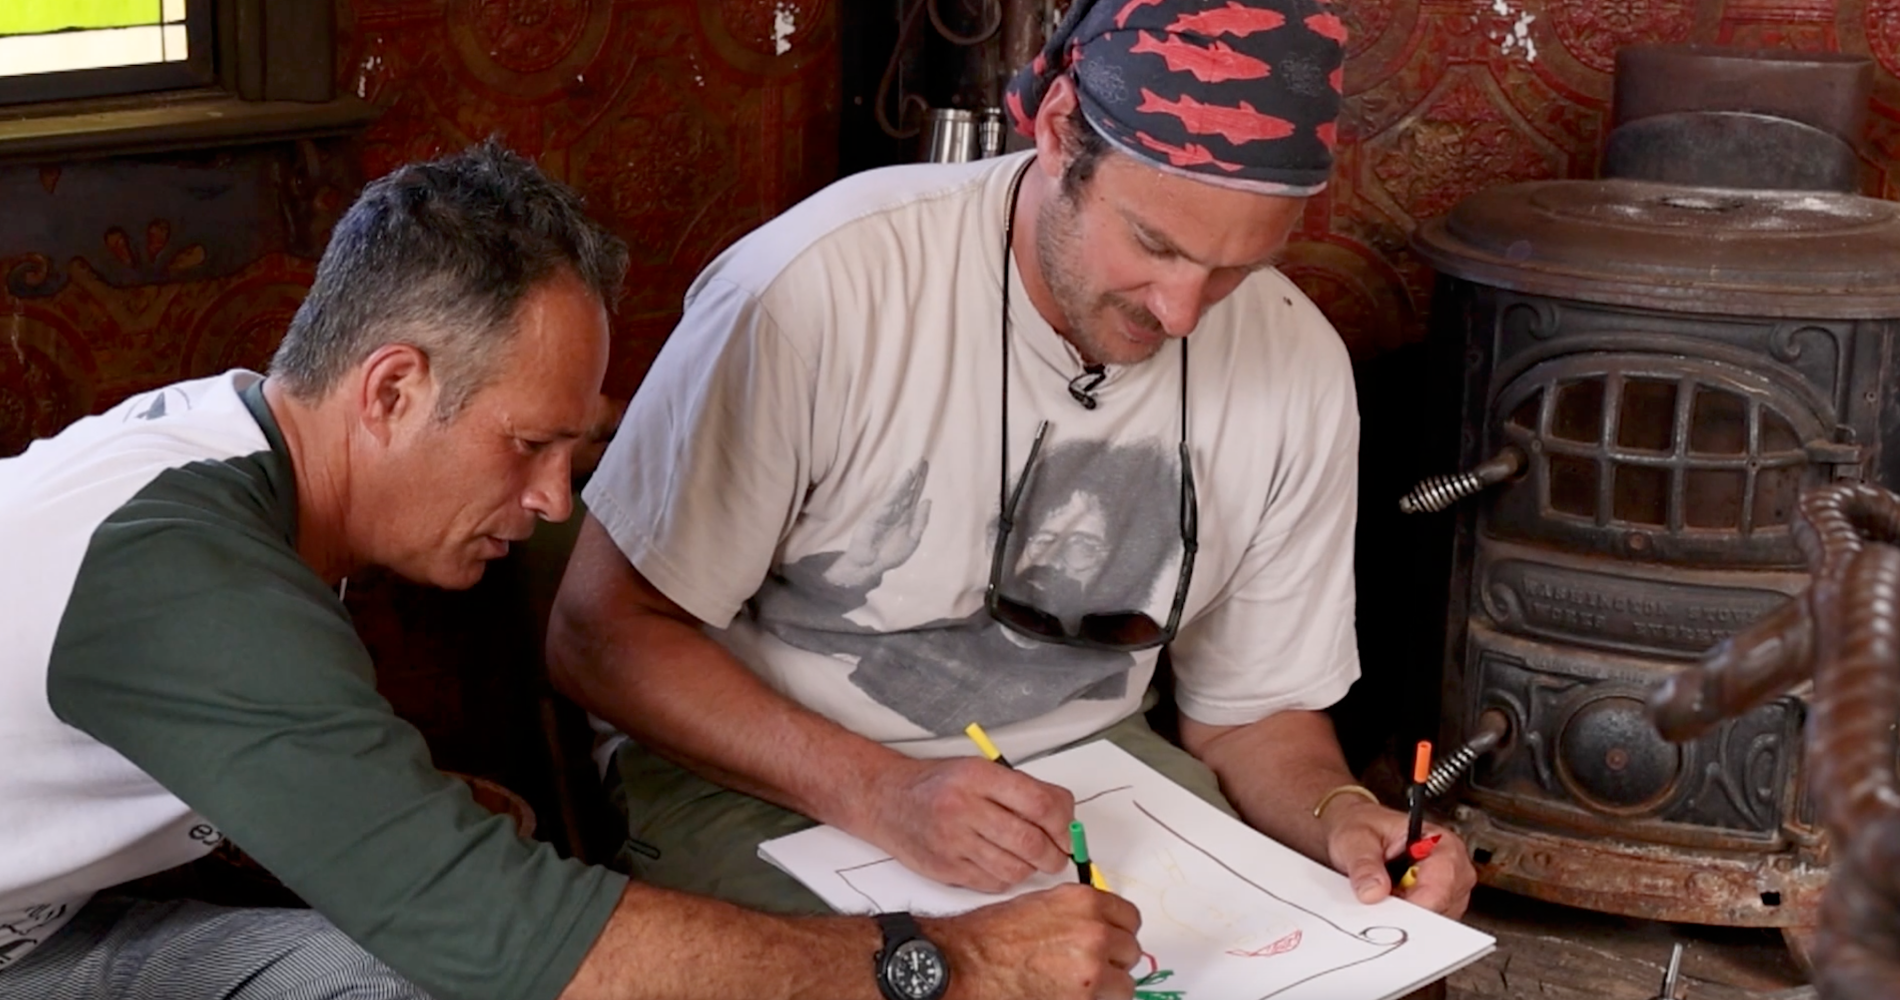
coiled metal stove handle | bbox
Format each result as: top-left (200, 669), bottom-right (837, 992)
top-left (1399, 447), bottom-right (1526, 514)
top-left (1422, 709), bottom-right (1510, 799)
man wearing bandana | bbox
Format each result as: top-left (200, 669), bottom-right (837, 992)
top-left (553, 0), bottom-right (1478, 949)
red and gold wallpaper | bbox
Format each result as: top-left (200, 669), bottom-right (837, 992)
top-left (339, 0), bottom-right (840, 395)
top-left (0, 0), bottom-right (841, 458)
top-left (5, 0), bottom-right (1900, 454)
top-left (1289, 0), bottom-right (1900, 358)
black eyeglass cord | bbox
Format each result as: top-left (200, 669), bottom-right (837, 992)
top-left (999, 157), bottom-right (1189, 522)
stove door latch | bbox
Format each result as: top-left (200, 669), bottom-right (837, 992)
top-left (1398, 446), bottom-right (1526, 514)
top-left (1806, 439), bottom-right (1863, 482)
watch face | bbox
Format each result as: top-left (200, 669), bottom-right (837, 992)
top-left (886, 939), bottom-right (946, 999)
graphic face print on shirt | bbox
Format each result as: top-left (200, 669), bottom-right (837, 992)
top-left (750, 435), bottom-right (1182, 736)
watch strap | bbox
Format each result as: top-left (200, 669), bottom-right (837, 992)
top-left (875, 910), bottom-right (925, 949)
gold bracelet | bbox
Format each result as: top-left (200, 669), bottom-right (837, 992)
top-left (1311, 783), bottom-right (1379, 819)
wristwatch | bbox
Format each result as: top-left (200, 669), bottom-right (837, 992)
top-left (873, 911), bottom-right (950, 1000)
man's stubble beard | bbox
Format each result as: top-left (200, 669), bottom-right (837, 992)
top-left (1034, 187), bottom-right (1167, 367)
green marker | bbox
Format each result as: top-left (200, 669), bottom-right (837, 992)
top-left (1069, 820), bottom-right (1092, 885)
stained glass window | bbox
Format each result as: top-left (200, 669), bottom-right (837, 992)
top-left (0, 1), bottom-right (189, 79)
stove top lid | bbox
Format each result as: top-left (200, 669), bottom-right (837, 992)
top-left (1413, 178), bottom-right (1900, 318)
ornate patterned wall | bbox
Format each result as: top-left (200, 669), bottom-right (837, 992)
top-left (338, 0), bottom-right (840, 397)
top-left (7, 2), bottom-right (1898, 456)
top-left (0, 150), bottom-right (348, 457)
top-left (0, 0), bottom-right (840, 460)
top-left (1283, 0), bottom-right (1900, 360)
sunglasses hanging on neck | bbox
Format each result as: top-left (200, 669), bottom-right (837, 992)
top-left (987, 158), bottom-right (1199, 653)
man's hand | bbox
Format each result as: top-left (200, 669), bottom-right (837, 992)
top-left (928, 885), bottom-right (1143, 1000)
top-left (859, 756), bottom-right (1076, 891)
top-left (1321, 798), bottom-right (1476, 918)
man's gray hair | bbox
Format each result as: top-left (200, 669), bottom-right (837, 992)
top-left (269, 139), bottom-right (628, 419)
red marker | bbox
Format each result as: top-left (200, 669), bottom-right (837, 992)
top-left (1397, 834), bottom-right (1442, 890)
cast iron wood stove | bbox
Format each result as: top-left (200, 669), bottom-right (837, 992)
top-left (1406, 46), bottom-right (1900, 932)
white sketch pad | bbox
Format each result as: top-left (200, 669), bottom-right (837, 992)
top-left (759, 740), bottom-right (1494, 1000)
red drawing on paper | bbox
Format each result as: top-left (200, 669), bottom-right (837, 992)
top-left (1228, 929), bottom-right (1303, 958)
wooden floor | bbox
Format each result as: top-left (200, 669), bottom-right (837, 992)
top-left (1446, 887), bottom-right (1813, 999)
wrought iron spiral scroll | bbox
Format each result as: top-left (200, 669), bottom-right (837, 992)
top-left (1648, 483), bottom-right (1900, 1000)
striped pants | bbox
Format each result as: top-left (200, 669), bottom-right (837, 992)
top-left (0, 895), bottom-right (429, 1000)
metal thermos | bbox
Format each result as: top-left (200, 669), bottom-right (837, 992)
top-left (923, 108), bottom-right (979, 163)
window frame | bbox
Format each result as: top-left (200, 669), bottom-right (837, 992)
top-left (0, 0), bottom-right (217, 107)
top-left (0, 0), bottom-right (376, 165)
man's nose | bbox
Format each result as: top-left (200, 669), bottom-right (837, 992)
top-left (524, 457), bottom-right (574, 523)
top-left (1147, 269), bottom-right (1211, 337)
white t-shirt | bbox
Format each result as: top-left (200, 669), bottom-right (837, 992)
top-left (585, 151), bottom-right (1361, 762)
top-left (0, 373), bottom-right (267, 965)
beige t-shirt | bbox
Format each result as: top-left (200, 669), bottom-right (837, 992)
top-left (586, 151), bottom-right (1361, 762)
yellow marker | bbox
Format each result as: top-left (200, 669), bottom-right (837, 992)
top-left (1089, 862), bottom-right (1112, 893)
top-left (1398, 868), bottom-right (1418, 891)
top-left (963, 722), bottom-right (1012, 768)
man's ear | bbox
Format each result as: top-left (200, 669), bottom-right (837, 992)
top-left (354, 343), bottom-right (434, 446)
top-left (1032, 74), bottom-right (1082, 182)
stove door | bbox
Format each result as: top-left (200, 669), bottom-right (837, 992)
top-left (1484, 351), bottom-right (1847, 569)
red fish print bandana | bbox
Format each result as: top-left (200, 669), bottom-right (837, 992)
top-left (1005, 0), bottom-right (1345, 194)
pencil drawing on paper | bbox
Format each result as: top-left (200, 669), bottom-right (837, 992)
top-left (831, 784), bottom-right (1409, 1000)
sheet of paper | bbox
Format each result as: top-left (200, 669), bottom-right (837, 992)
top-left (759, 740), bottom-right (1494, 1000)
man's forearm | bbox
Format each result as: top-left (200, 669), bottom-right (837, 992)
top-left (1177, 709), bottom-right (1362, 862)
top-left (557, 882), bottom-right (881, 1000)
top-left (545, 516), bottom-right (908, 832)
top-left (558, 881), bottom-right (1144, 1000)
top-left (558, 601), bottom-right (898, 826)
top-left (1179, 708), bottom-right (1479, 916)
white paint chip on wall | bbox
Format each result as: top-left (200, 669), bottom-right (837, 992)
top-left (1488, 0), bottom-right (1538, 62)
top-left (773, 2), bottom-right (797, 55)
